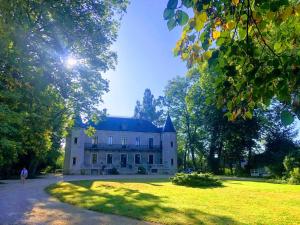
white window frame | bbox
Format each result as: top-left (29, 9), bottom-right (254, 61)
top-left (92, 136), bottom-right (98, 145)
top-left (72, 157), bottom-right (76, 166)
top-left (149, 137), bottom-right (154, 149)
top-left (134, 153), bottom-right (141, 164)
top-left (108, 136), bottom-right (113, 145)
top-left (148, 154), bottom-right (154, 165)
top-left (135, 137), bottom-right (141, 146)
top-left (120, 153), bottom-right (127, 168)
top-left (91, 153), bottom-right (98, 164)
top-left (106, 153), bottom-right (113, 164)
top-left (121, 137), bottom-right (127, 146)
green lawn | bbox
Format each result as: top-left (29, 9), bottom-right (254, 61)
top-left (46, 178), bottom-right (300, 225)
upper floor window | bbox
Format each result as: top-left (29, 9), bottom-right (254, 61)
top-left (74, 137), bottom-right (78, 144)
top-left (149, 138), bottom-right (153, 149)
top-left (108, 136), bottom-right (113, 145)
top-left (121, 137), bottom-right (127, 146)
top-left (92, 153), bottom-right (97, 164)
top-left (135, 154), bottom-right (141, 164)
top-left (135, 137), bottom-right (140, 146)
top-left (92, 136), bottom-right (98, 145)
top-left (72, 157), bottom-right (76, 165)
top-left (171, 141), bottom-right (173, 148)
top-left (107, 153), bottom-right (112, 164)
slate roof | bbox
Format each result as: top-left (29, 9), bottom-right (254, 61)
top-left (87, 117), bottom-right (161, 133)
top-left (162, 114), bottom-right (176, 132)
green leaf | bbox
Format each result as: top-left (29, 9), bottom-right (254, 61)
top-left (238, 28), bottom-right (246, 40)
top-left (167, 18), bottom-right (177, 31)
top-left (167, 0), bottom-right (178, 9)
top-left (163, 8), bottom-right (174, 20)
top-left (176, 10), bottom-right (189, 26)
top-left (182, 0), bottom-right (193, 8)
top-left (274, 42), bottom-right (283, 53)
top-left (281, 110), bottom-right (294, 126)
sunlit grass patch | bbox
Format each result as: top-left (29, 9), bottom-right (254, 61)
top-left (46, 178), bottom-right (300, 225)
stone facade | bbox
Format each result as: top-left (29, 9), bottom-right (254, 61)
top-left (63, 116), bottom-right (177, 175)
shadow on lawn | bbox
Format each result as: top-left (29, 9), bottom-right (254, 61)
top-left (53, 180), bottom-right (241, 225)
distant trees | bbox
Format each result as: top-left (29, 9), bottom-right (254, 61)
top-left (133, 89), bottom-right (164, 126)
top-left (0, 0), bottom-right (128, 178)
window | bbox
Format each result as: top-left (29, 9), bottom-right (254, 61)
top-left (108, 136), bottom-right (113, 145)
top-left (171, 158), bottom-right (174, 166)
top-left (149, 138), bottom-right (153, 149)
top-left (72, 157), bottom-right (76, 165)
top-left (121, 154), bottom-right (127, 167)
top-left (92, 153), bottom-right (97, 164)
top-left (74, 137), bottom-right (78, 144)
top-left (148, 154), bottom-right (154, 164)
top-left (135, 137), bottom-right (140, 146)
top-left (171, 141), bottom-right (173, 148)
top-left (107, 154), bottom-right (112, 164)
top-left (92, 136), bottom-right (98, 145)
top-left (121, 137), bottom-right (127, 147)
top-left (135, 154), bottom-right (141, 164)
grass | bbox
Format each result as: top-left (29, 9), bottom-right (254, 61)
top-left (46, 178), bottom-right (300, 225)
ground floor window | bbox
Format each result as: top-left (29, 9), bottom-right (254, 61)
top-left (92, 153), bottom-right (97, 164)
top-left (107, 154), bottom-right (112, 164)
top-left (135, 154), bottom-right (141, 164)
top-left (72, 157), bottom-right (76, 165)
top-left (121, 154), bottom-right (127, 167)
top-left (148, 154), bottom-right (154, 164)
top-left (171, 158), bottom-right (174, 166)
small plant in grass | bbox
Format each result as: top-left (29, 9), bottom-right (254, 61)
top-left (171, 172), bottom-right (222, 187)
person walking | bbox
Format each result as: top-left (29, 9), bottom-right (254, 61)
top-left (20, 167), bottom-right (28, 184)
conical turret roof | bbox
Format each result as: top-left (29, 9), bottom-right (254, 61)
top-left (163, 114), bottom-right (176, 132)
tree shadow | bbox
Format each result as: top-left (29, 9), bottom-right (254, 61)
top-left (49, 180), bottom-right (242, 225)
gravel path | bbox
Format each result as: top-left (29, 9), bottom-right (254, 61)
top-left (0, 174), bottom-right (167, 225)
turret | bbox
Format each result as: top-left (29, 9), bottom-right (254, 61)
top-left (161, 114), bottom-right (177, 174)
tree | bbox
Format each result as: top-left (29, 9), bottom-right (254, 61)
top-left (0, 0), bottom-right (128, 177)
top-left (133, 89), bottom-right (163, 125)
top-left (164, 76), bottom-right (205, 170)
top-left (164, 0), bottom-right (300, 124)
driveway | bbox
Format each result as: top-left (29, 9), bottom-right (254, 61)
top-left (0, 174), bottom-right (168, 225)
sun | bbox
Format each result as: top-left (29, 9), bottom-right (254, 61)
top-left (65, 55), bottom-right (77, 68)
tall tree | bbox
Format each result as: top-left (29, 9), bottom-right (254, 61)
top-left (133, 88), bottom-right (163, 125)
top-left (0, 0), bottom-right (128, 177)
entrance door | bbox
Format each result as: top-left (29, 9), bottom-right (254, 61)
top-left (121, 154), bottom-right (127, 168)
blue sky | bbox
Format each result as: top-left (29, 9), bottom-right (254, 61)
top-left (102, 0), bottom-right (187, 117)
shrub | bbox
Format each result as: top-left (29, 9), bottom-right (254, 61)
top-left (288, 168), bottom-right (300, 185)
top-left (137, 166), bottom-right (146, 174)
top-left (171, 172), bottom-right (222, 187)
top-left (110, 167), bottom-right (119, 175)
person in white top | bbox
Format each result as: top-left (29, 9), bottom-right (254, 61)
top-left (20, 167), bottom-right (28, 184)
